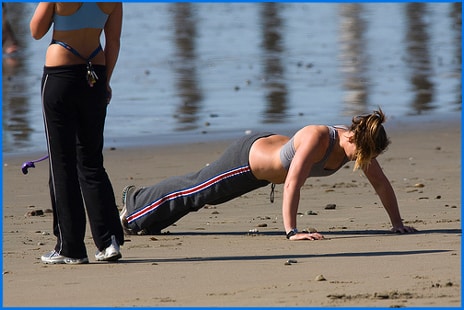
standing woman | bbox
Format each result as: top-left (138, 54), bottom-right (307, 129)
top-left (30, 2), bottom-right (124, 264)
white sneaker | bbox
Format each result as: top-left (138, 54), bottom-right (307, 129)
top-left (95, 235), bottom-right (122, 261)
top-left (41, 250), bottom-right (89, 265)
top-left (120, 185), bottom-right (138, 235)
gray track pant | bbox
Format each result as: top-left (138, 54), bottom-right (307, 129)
top-left (124, 132), bottom-right (273, 233)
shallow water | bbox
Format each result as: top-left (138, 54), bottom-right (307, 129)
top-left (2, 2), bottom-right (461, 155)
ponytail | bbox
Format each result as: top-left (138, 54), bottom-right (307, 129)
top-left (349, 108), bottom-right (390, 170)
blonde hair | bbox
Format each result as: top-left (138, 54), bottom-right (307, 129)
top-left (349, 108), bottom-right (390, 171)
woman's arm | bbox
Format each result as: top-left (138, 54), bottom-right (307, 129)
top-left (30, 2), bottom-right (54, 40)
top-left (103, 3), bottom-right (123, 102)
top-left (363, 159), bottom-right (417, 233)
top-left (282, 127), bottom-right (325, 241)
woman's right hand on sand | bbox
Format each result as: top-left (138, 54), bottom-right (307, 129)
top-left (289, 232), bottom-right (324, 241)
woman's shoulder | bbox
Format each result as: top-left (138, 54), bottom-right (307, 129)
top-left (54, 3), bottom-right (118, 15)
top-left (97, 2), bottom-right (121, 15)
top-left (292, 125), bottom-right (330, 149)
top-left (54, 3), bottom-right (80, 15)
top-left (295, 125), bottom-right (330, 137)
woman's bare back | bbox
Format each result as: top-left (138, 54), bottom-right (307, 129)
top-left (249, 134), bottom-right (290, 184)
top-left (45, 2), bottom-right (119, 66)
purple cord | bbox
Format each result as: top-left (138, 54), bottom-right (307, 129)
top-left (21, 155), bottom-right (49, 175)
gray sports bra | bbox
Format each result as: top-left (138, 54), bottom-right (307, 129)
top-left (279, 125), bottom-right (350, 177)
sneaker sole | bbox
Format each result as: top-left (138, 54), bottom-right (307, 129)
top-left (106, 252), bottom-right (122, 261)
top-left (96, 252), bottom-right (122, 262)
top-left (41, 251), bottom-right (89, 265)
top-left (65, 258), bottom-right (89, 264)
top-left (42, 258), bottom-right (89, 265)
top-left (41, 259), bottom-right (66, 264)
top-left (120, 185), bottom-right (138, 235)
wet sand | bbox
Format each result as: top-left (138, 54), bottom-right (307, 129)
top-left (2, 120), bottom-right (461, 306)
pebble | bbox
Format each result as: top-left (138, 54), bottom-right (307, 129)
top-left (285, 259), bottom-right (298, 265)
top-left (315, 274), bottom-right (326, 281)
top-left (25, 210), bottom-right (44, 217)
top-left (414, 183), bottom-right (425, 188)
top-left (247, 229), bottom-right (260, 236)
top-left (324, 204), bottom-right (336, 210)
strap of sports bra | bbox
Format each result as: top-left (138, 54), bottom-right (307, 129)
top-left (319, 126), bottom-right (337, 162)
top-left (51, 39), bottom-right (102, 62)
top-left (50, 39), bottom-right (101, 87)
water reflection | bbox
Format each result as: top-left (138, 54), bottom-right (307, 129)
top-left (338, 4), bottom-right (369, 116)
top-left (171, 3), bottom-right (203, 131)
top-left (2, 3), bottom-right (461, 154)
top-left (2, 3), bottom-right (20, 55)
top-left (404, 3), bottom-right (435, 114)
top-left (2, 59), bottom-right (30, 150)
top-left (2, 2), bottom-right (32, 152)
top-left (450, 2), bottom-right (462, 110)
top-left (259, 3), bottom-right (288, 124)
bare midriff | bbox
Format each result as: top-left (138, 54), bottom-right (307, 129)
top-left (249, 134), bottom-right (289, 184)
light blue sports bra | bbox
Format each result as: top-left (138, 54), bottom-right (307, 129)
top-left (53, 3), bottom-right (108, 31)
top-left (280, 125), bottom-right (350, 177)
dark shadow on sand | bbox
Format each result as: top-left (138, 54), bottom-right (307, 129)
top-left (153, 228), bottom-right (462, 237)
top-left (119, 249), bottom-right (452, 264)
top-left (114, 228), bottom-right (460, 264)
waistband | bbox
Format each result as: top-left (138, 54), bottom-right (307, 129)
top-left (43, 64), bottom-right (106, 74)
top-left (233, 132), bottom-right (275, 165)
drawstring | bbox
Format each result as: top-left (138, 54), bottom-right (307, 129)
top-left (270, 183), bottom-right (275, 203)
top-left (51, 39), bottom-right (102, 87)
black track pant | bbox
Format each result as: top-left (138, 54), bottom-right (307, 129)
top-left (42, 65), bottom-right (123, 258)
top-left (124, 133), bottom-right (274, 233)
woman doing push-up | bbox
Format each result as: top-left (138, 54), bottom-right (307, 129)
top-left (120, 109), bottom-right (417, 240)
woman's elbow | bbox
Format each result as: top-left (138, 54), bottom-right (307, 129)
top-left (30, 20), bottom-right (50, 40)
top-left (30, 26), bottom-right (44, 40)
top-left (30, 32), bottom-right (43, 40)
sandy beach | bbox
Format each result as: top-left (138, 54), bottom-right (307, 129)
top-left (2, 119), bottom-right (461, 307)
